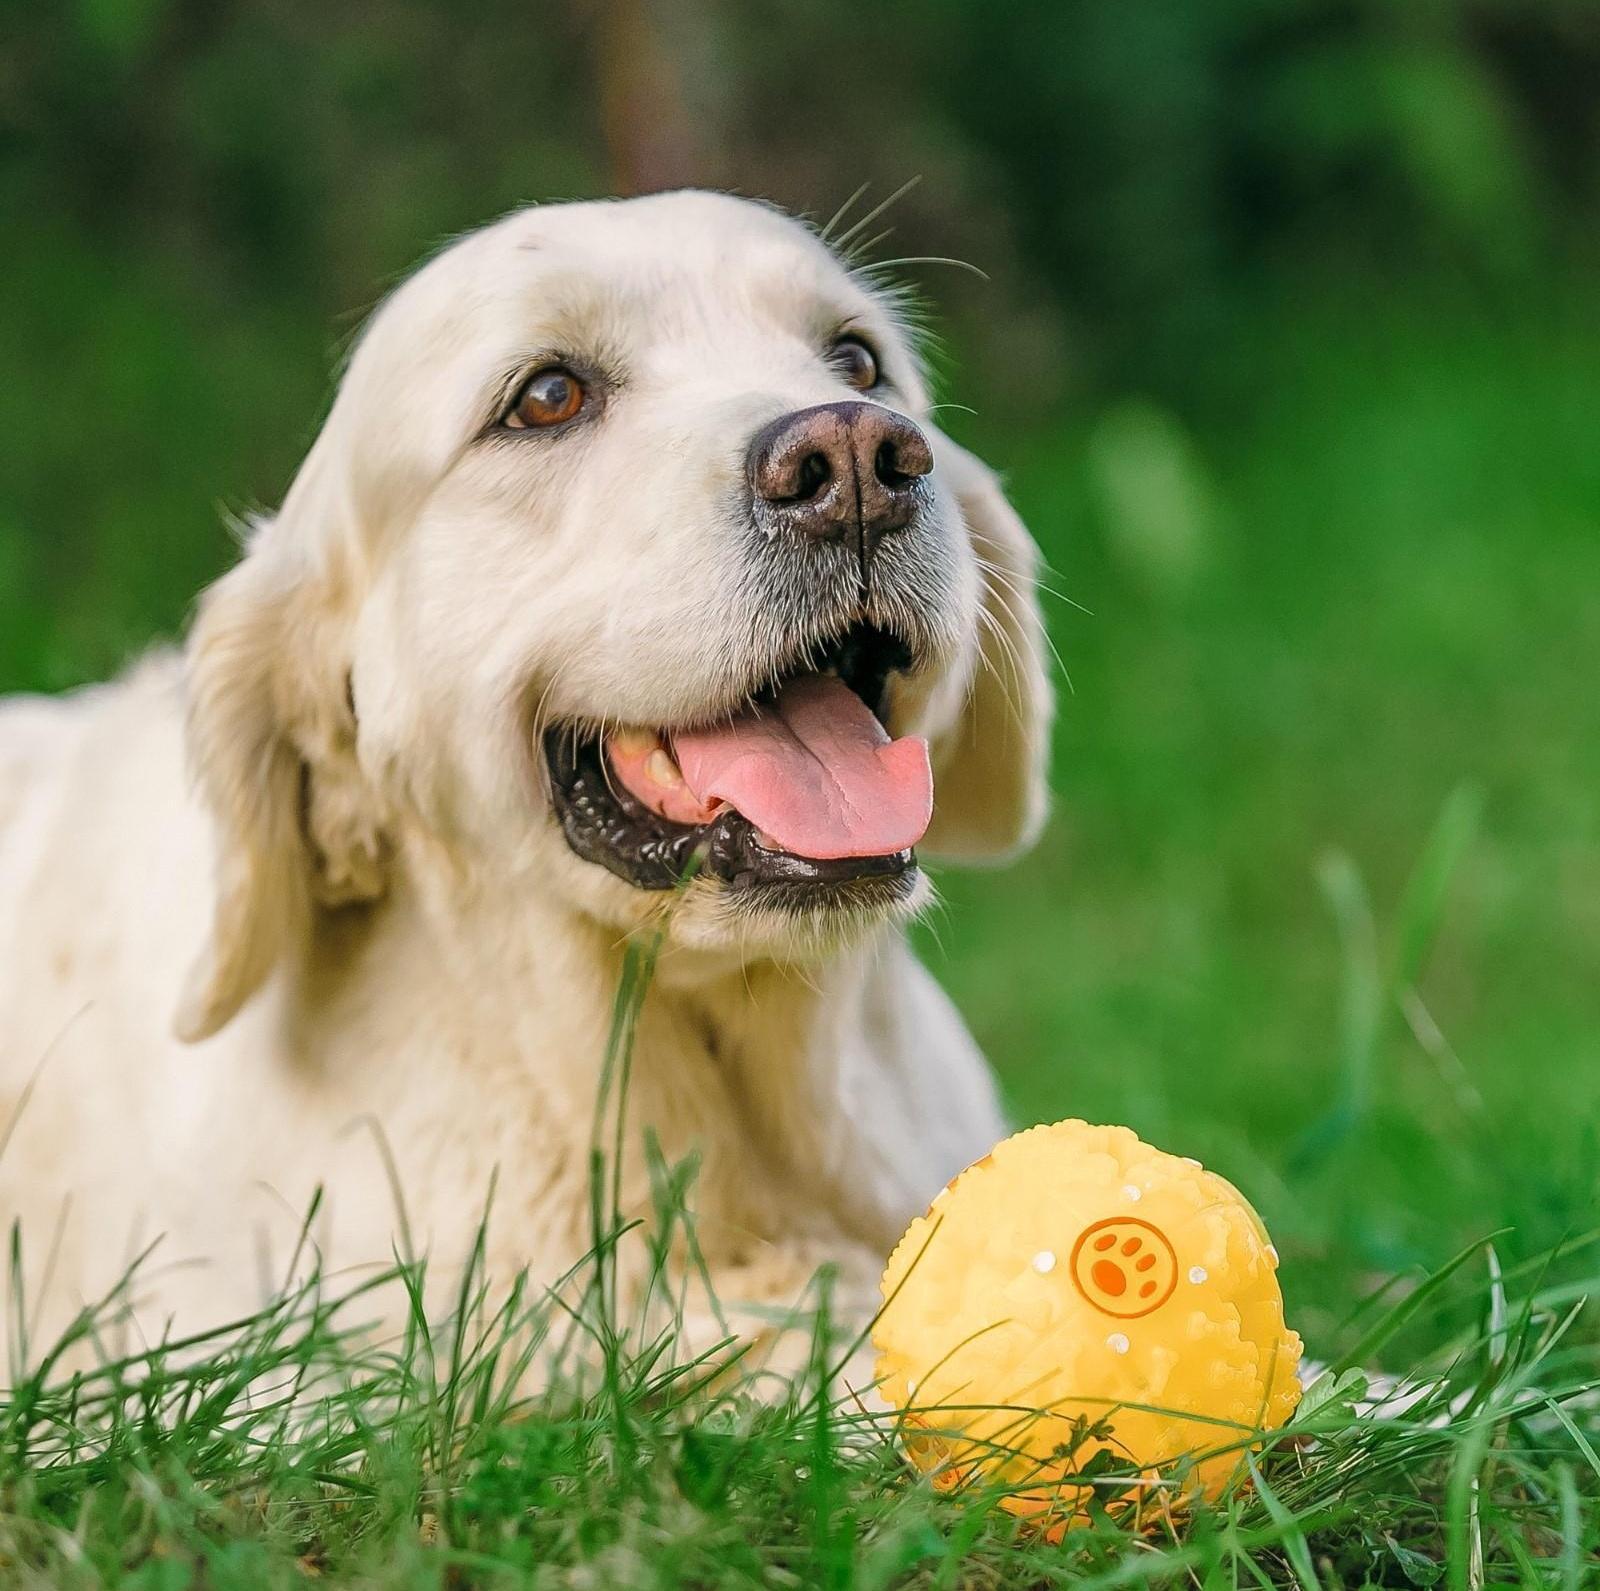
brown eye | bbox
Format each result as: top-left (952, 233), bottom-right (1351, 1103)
top-left (828, 335), bottom-right (880, 391)
top-left (505, 366), bottom-right (586, 429)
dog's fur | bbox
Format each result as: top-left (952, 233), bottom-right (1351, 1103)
top-left (0, 192), bottom-right (1050, 1362)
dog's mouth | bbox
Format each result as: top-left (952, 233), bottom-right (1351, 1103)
top-left (543, 620), bottom-right (929, 898)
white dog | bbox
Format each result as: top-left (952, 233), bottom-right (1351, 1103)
top-left (0, 191), bottom-right (1050, 1367)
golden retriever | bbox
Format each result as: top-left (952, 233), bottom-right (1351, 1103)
top-left (0, 191), bottom-right (1050, 1366)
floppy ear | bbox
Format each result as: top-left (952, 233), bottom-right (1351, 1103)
top-left (174, 518), bottom-right (390, 1044)
top-left (920, 438), bottom-right (1055, 863)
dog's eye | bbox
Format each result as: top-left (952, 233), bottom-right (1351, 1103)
top-left (828, 335), bottom-right (880, 391)
top-left (505, 366), bottom-right (587, 429)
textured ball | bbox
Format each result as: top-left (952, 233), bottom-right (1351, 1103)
top-left (874, 1120), bottom-right (1302, 1531)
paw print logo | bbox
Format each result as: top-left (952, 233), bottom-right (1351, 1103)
top-left (1068, 1218), bottom-right (1178, 1318)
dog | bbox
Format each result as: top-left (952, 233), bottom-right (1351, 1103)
top-left (0, 191), bottom-right (1051, 1370)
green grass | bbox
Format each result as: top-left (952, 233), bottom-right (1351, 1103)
top-left (4, 278), bottom-right (1600, 1583)
top-left (1, 923), bottom-right (1595, 1589)
top-left (928, 278), bottom-right (1600, 1350)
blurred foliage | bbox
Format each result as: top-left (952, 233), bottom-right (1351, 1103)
top-left (4, 0), bottom-right (1599, 679)
top-left (2, 1), bottom-right (1599, 1309)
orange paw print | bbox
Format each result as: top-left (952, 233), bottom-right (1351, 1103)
top-left (1068, 1218), bottom-right (1177, 1318)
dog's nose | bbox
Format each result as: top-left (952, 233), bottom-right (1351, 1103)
top-left (748, 401), bottom-right (934, 564)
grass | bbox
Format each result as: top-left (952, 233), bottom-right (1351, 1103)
top-left (928, 275), bottom-right (1600, 1348)
top-left (1, 905), bottom-right (1596, 1588)
top-left (0, 1265), bottom-right (1595, 1591)
top-left (3, 275), bottom-right (1600, 1583)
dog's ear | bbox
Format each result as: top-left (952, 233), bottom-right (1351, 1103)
top-left (921, 438), bottom-right (1055, 863)
top-left (175, 489), bottom-right (390, 1044)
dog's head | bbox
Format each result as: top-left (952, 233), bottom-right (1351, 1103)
top-left (176, 192), bottom-right (1052, 1042)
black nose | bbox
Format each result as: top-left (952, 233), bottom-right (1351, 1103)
top-left (747, 401), bottom-right (934, 569)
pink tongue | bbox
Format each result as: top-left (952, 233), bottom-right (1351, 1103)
top-left (673, 675), bottom-right (932, 860)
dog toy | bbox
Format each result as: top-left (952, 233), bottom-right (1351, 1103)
top-left (874, 1119), bottom-right (1302, 1532)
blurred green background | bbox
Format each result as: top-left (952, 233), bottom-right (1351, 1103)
top-left (4, 1), bottom-right (1598, 1347)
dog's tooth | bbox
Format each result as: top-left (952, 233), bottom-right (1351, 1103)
top-left (646, 748), bottom-right (684, 787)
top-left (611, 727), bottom-right (659, 756)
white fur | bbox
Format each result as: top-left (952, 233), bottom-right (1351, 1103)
top-left (0, 193), bottom-right (1051, 1368)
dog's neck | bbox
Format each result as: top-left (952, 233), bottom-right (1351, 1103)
top-left (293, 854), bottom-right (924, 1257)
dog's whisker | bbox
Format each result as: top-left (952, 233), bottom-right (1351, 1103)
top-left (829, 174), bottom-right (922, 253)
top-left (817, 180), bottom-right (873, 246)
top-left (974, 551), bottom-right (1089, 615)
top-left (848, 225), bottom-right (896, 262)
top-left (972, 605), bottom-right (1031, 741)
top-left (976, 562), bottom-right (1072, 696)
top-left (868, 255), bottom-right (991, 281)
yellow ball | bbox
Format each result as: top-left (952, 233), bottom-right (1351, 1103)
top-left (874, 1120), bottom-right (1303, 1531)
